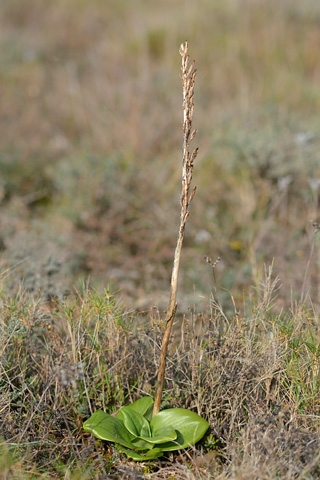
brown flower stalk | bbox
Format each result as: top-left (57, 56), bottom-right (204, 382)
top-left (153, 41), bottom-right (198, 417)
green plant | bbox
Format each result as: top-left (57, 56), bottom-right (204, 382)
top-left (83, 396), bottom-right (208, 461)
top-left (83, 41), bottom-right (209, 460)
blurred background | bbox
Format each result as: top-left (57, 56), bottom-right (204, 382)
top-left (1, 0), bottom-right (320, 312)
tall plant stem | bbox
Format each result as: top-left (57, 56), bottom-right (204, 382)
top-left (153, 41), bottom-right (198, 417)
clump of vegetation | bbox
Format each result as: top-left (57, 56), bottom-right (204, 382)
top-left (0, 275), bottom-right (320, 478)
top-left (1, 1), bottom-right (320, 478)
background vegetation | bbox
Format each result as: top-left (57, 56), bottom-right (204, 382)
top-left (0, 0), bottom-right (320, 478)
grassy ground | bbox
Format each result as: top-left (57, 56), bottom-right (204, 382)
top-left (1, 0), bottom-right (320, 478)
top-left (0, 284), bottom-right (320, 479)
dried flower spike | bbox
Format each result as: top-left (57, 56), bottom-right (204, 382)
top-left (153, 42), bottom-right (198, 417)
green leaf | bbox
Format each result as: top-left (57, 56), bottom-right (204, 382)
top-left (150, 408), bottom-right (209, 451)
top-left (148, 425), bottom-right (177, 444)
top-left (83, 410), bottom-right (137, 449)
top-left (117, 406), bottom-right (151, 438)
top-left (117, 406), bottom-right (177, 445)
top-left (127, 396), bottom-right (154, 421)
top-left (117, 446), bottom-right (164, 461)
top-left (131, 437), bottom-right (154, 450)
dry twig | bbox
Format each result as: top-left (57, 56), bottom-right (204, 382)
top-left (153, 41), bottom-right (198, 417)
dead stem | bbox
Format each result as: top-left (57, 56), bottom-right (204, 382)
top-left (153, 41), bottom-right (198, 417)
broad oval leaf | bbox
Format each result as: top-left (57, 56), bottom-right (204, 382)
top-left (131, 437), bottom-right (154, 450)
top-left (146, 425), bottom-right (177, 444)
top-left (117, 406), bottom-right (151, 438)
top-left (150, 408), bottom-right (209, 451)
top-left (117, 406), bottom-right (177, 446)
top-left (127, 396), bottom-right (154, 421)
top-left (83, 410), bottom-right (137, 449)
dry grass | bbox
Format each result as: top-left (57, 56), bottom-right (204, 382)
top-left (0, 276), bottom-right (319, 479)
top-left (1, 0), bottom-right (320, 478)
